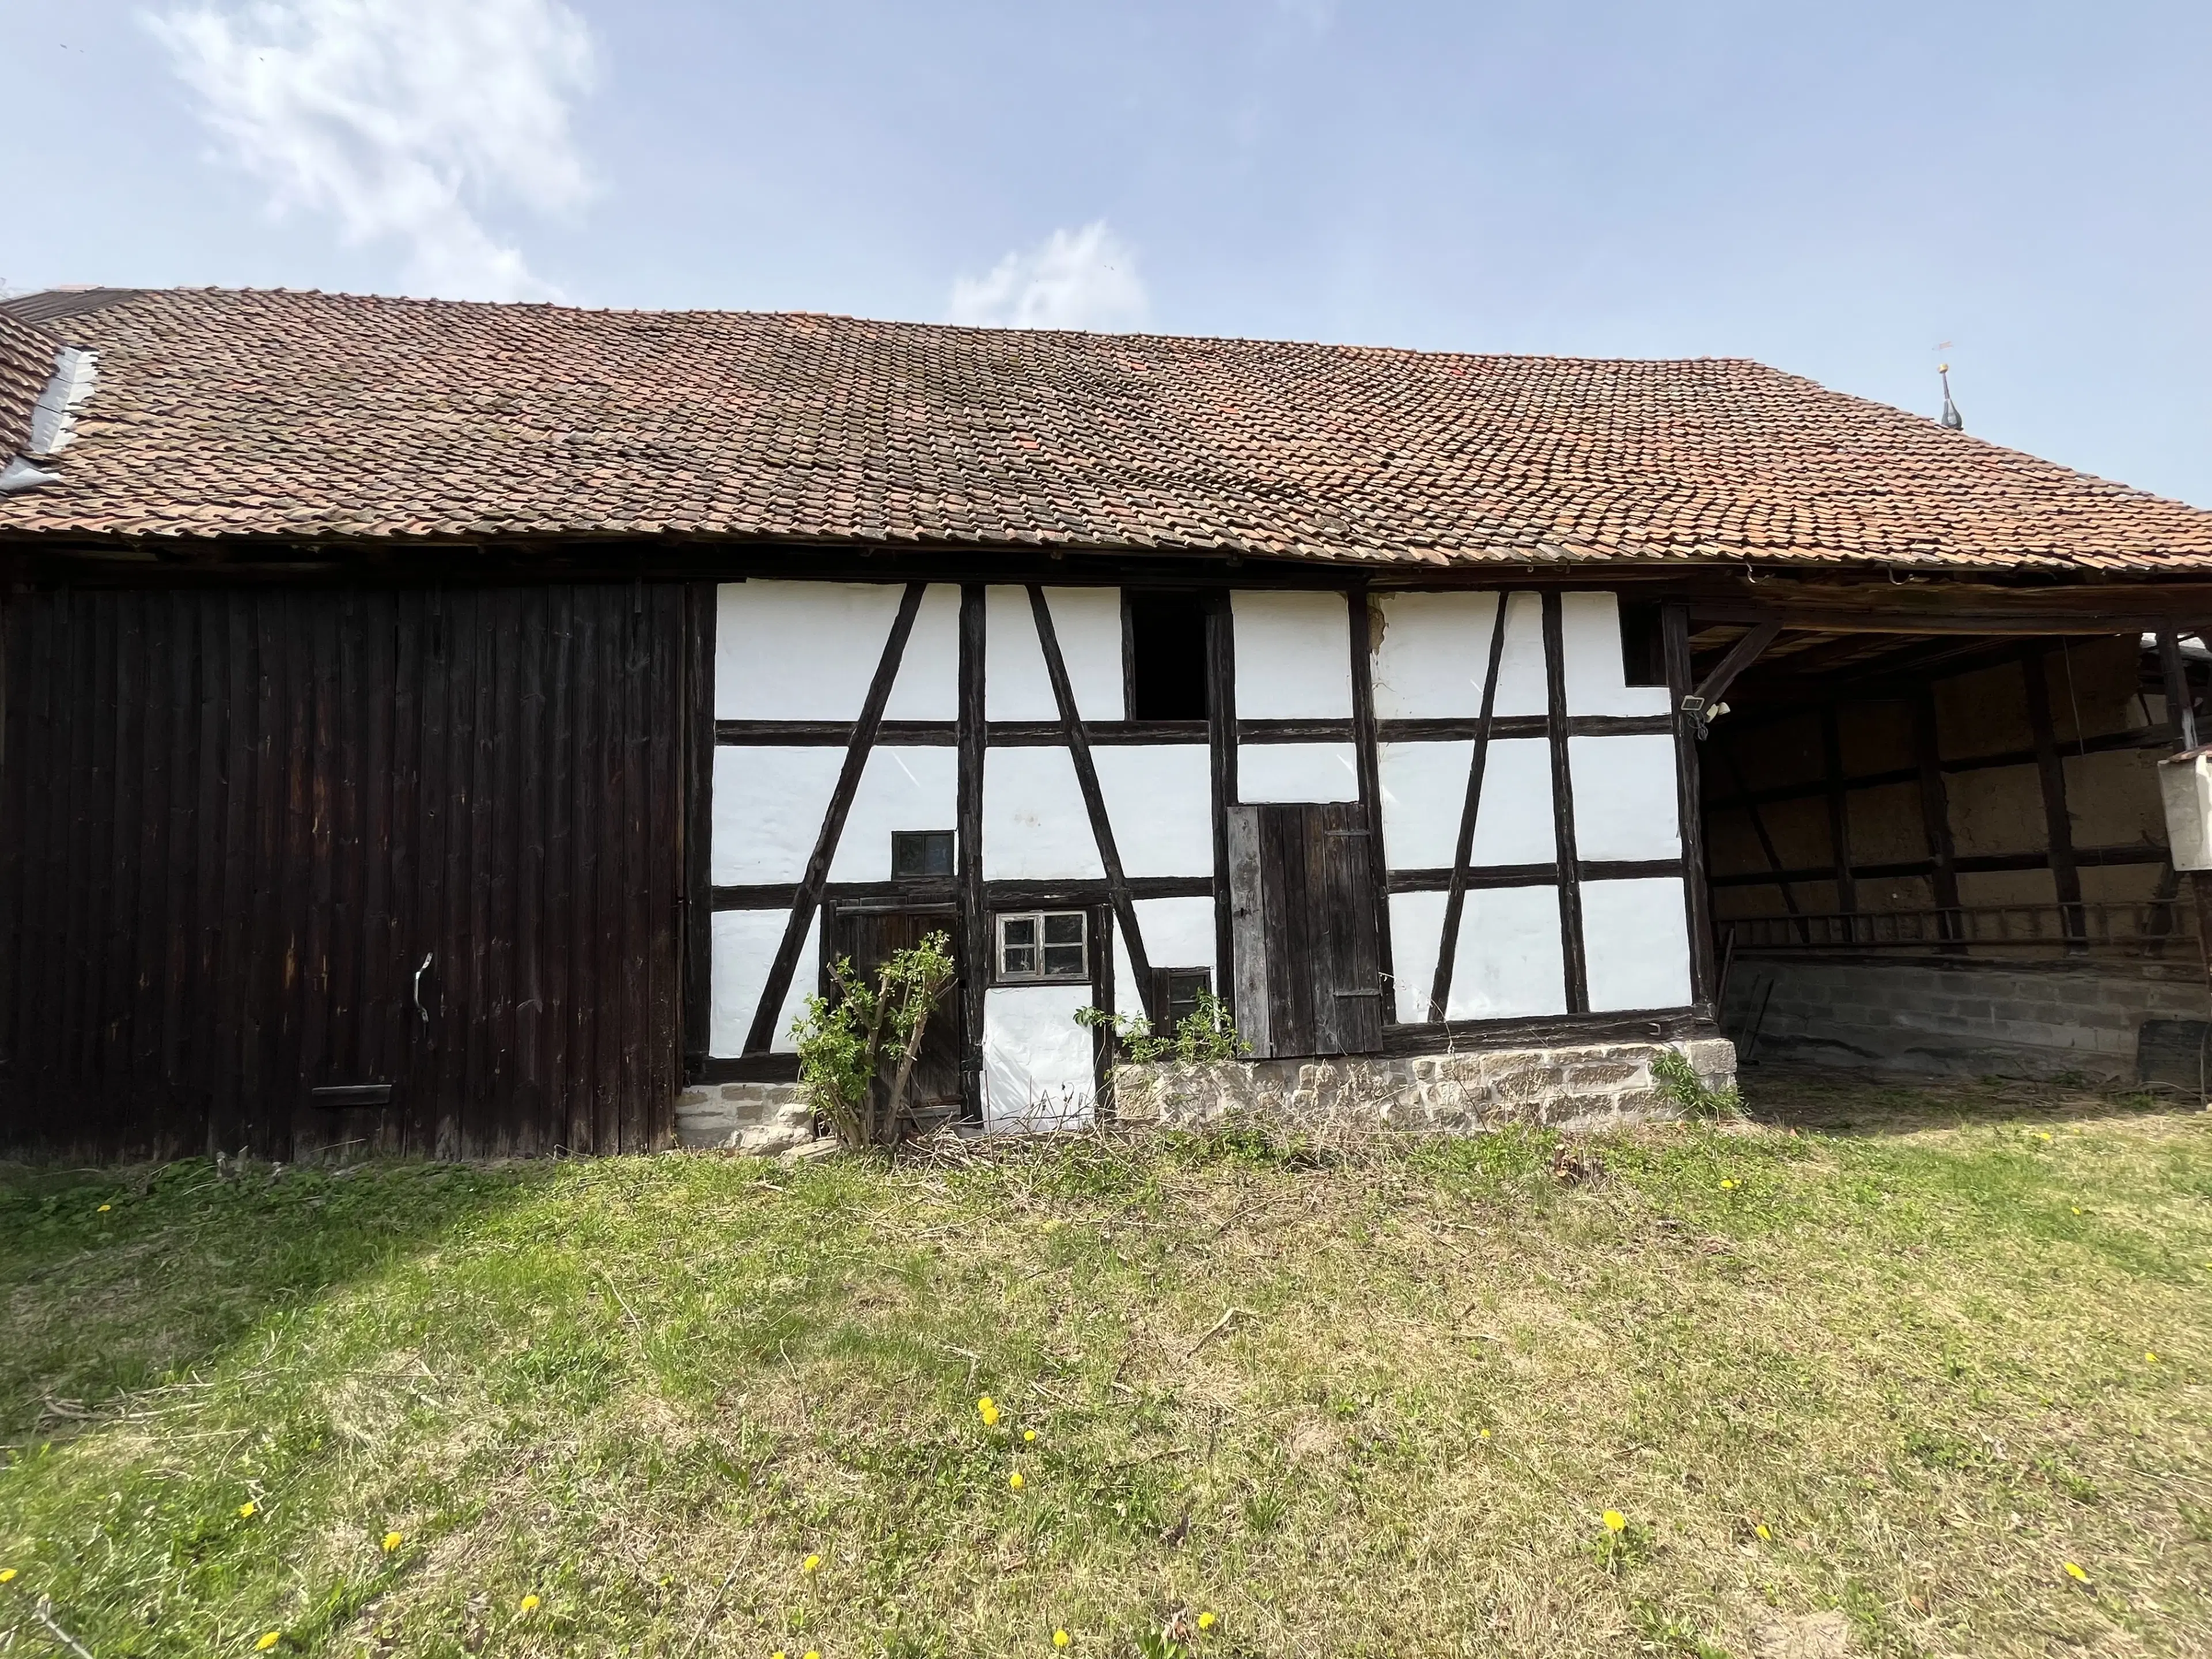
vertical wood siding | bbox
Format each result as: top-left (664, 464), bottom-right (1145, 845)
top-left (0, 585), bottom-right (687, 1161)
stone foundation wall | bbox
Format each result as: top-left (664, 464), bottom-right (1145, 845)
top-left (1723, 953), bottom-right (2210, 1082)
top-left (1112, 1037), bottom-right (1738, 1134)
top-left (675, 1081), bottom-right (816, 1154)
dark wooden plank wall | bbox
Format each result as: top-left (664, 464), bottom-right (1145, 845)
top-left (0, 584), bottom-right (686, 1161)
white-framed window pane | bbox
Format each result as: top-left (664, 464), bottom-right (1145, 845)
top-left (996, 910), bottom-right (1088, 982)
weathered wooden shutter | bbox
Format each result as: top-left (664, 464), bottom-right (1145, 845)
top-left (1225, 802), bottom-right (1385, 1059)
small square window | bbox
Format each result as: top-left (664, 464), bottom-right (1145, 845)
top-left (1160, 967), bottom-right (1213, 1027)
top-left (891, 830), bottom-right (955, 878)
top-left (997, 911), bottom-right (1088, 982)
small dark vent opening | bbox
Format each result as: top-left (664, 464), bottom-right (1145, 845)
top-left (1127, 593), bottom-right (1210, 719)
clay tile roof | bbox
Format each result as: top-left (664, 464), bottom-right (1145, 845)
top-left (0, 308), bottom-right (60, 460)
top-left (2, 285), bottom-right (2209, 572)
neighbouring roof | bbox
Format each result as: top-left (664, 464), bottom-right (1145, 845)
top-left (2, 285), bottom-right (2210, 572)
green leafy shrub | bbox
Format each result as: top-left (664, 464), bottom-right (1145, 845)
top-left (790, 930), bottom-right (956, 1148)
top-left (1076, 989), bottom-right (1249, 1065)
top-left (1650, 1049), bottom-right (1743, 1120)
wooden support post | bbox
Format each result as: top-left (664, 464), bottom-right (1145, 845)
top-left (956, 584), bottom-right (987, 1122)
top-left (2020, 647), bottom-right (2085, 949)
top-left (1346, 588), bottom-right (1395, 1013)
top-left (680, 582), bottom-right (715, 1081)
top-left (1663, 601), bottom-right (1718, 1006)
top-left (1206, 590), bottom-right (1238, 1027)
top-left (1820, 705), bottom-right (1855, 919)
top-left (1540, 593), bottom-right (1588, 1013)
top-left (1911, 685), bottom-right (1964, 948)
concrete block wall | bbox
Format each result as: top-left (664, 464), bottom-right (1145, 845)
top-left (1113, 1038), bottom-right (1738, 1134)
top-left (1723, 953), bottom-right (2210, 1081)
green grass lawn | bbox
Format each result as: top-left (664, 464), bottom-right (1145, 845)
top-left (2, 1073), bottom-right (2208, 1658)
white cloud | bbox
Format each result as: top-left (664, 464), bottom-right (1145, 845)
top-left (148, 0), bottom-right (597, 301)
top-left (947, 221), bottom-right (1150, 331)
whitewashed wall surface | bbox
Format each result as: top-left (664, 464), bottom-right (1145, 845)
top-left (707, 580), bottom-right (1698, 1120)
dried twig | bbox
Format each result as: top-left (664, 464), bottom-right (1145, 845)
top-left (1188, 1306), bottom-right (1259, 1357)
top-left (676, 1563), bottom-right (741, 1659)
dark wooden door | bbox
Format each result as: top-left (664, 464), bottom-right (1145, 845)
top-left (1226, 802), bottom-right (1385, 1059)
top-left (827, 906), bottom-right (963, 1135)
top-left (0, 584), bottom-right (690, 1161)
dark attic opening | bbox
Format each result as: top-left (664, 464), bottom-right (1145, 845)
top-left (1692, 617), bottom-right (2212, 1092)
top-left (1125, 590), bottom-right (1210, 719)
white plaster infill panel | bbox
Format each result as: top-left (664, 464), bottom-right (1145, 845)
top-left (1452, 884), bottom-right (1569, 1018)
top-left (1567, 734), bottom-right (1681, 863)
top-left (712, 747), bottom-right (843, 885)
top-left (1468, 738), bottom-right (1555, 865)
top-left (1387, 889), bottom-right (1448, 1023)
top-left (1373, 592), bottom-right (1499, 719)
top-left (1493, 592), bottom-right (1550, 718)
top-left (1092, 745), bottom-right (1213, 878)
top-left (885, 584), bottom-right (962, 721)
top-left (1562, 592), bottom-right (1671, 718)
top-left (1237, 743), bottom-right (1359, 804)
top-left (710, 908), bottom-right (819, 1056)
top-left (983, 984), bottom-right (1097, 1130)
top-left (1233, 591), bottom-right (1352, 718)
top-left (1581, 877), bottom-right (1692, 1012)
top-left (827, 747), bottom-right (959, 881)
top-left (717, 582), bottom-right (902, 721)
top-left (1111, 896), bottom-right (1222, 1013)
top-left (1378, 740), bottom-right (1473, 871)
top-left (983, 747), bottom-right (1104, 880)
top-left (987, 586), bottom-right (1124, 721)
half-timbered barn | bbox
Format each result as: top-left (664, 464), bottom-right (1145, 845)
top-left (5, 286), bottom-right (2212, 1160)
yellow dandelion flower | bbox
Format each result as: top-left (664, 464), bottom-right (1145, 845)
top-left (804, 1650), bottom-right (821, 1659)
top-left (2064, 1561), bottom-right (2089, 1584)
top-left (773, 1652), bottom-right (787, 1659)
top-left (1024, 1429), bottom-right (1037, 1443)
top-left (2145, 1351), bottom-right (2159, 1363)
top-left (1755, 1524), bottom-right (1771, 1541)
top-left (1602, 1510), bottom-right (1627, 1532)
top-left (237, 1502), bottom-right (257, 1519)
top-left (1478, 1428), bottom-right (1491, 1440)
top-left (255, 1634), bottom-right (281, 1652)
top-left (0, 1567), bottom-right (15, 1582)
top-left (1054, 1630), bottom-right (1071, 1648)
top-left (1198, 1611), bottom-right (1217, 1630)
top-left (978, 1395), bottom-right (1000, 1426)
top-left (519, 1593), bottom-right (541, 1613)
top-left (97, 1203), bottom-right (112, 1213)
top-left (1719, 1179), bottom-right (1735, 1190)
top-left (1009, 1471), bottom-right (1025, 1491)
top-left (381, 1531), bottom-right (403, 1552)
top-left (2071, 1207), bottom-right (2082, 1215)
top-left (802, 1553), bottom-right (821, 1573)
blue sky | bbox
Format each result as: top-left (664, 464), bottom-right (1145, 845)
top-left (7, 0), bottom-right (2209, 505)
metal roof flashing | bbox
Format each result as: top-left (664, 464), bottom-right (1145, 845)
top-left (1, 346), bottom-right (97, 494)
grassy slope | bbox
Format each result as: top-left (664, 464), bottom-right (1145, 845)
top-left (0, 1076), bottom-right (2207, 1658)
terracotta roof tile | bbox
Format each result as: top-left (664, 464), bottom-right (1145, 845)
top-left (1, 286), bottom-right (2209, 571)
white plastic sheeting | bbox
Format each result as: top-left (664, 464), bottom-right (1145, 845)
top-left (983, 984), bottom-right (1097, 1130)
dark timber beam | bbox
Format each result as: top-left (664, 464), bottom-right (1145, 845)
top-left (1910, 685), bottom-right (1965, 948)
top-left (1820, 706), bottom-right (1855, 917)
top-left (957, 584), bottom-right (988, 1122)
top-left (680, 582), bottom-right (716, 1080)
top-left (1683, 616), bottom-right (1783, 726)
top-left (1346, 588), bottom-right (1396, 1012)
top-left (2019, 648), bottom-right (2085, 949)
top-left (742, 581), bottom-right (926, 1054)
top-left (1429, 590), bottom-right (1512, 1021)
top-left (1206, 591), bottom-right (1238, 1025)
top-left (1663, 601), bottom-right (1719, 1004)
top-left (1540, 593), bottom-right (1588, 1013)
top-left (1028, 585), bottom-right (1156, 1024)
